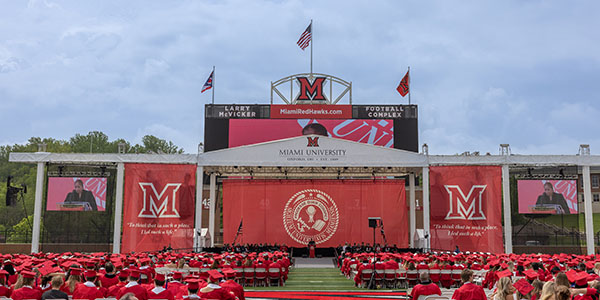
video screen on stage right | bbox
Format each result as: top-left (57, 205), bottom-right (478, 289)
top-left (517, 180), bottom-right (578, 214)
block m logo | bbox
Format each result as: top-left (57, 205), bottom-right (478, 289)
top-left (297, 77), bottom-right (327, 101)
top-left (307, 137), bottom-right (319, 147)
top-left (444, 185), bottom-right (487, 220)
top-left (138, 182), bottom-right (181, 218)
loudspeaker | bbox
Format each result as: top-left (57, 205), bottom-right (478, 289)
top-left (368, 217), bottom-right (381, 228)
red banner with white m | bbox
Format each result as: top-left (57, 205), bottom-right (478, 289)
top-left (122, 164), bottom-right (196, 253)
top-left (429, 166), bottom-right (503, 253)
top-left (223, 179), bottom-right (407, 248)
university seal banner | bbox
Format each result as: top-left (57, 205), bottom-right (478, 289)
top-left (122, 164), bottom-right (196, 253)
top-left (223, 179), bottom-right (407, 247)
top-left (429, 166), bottom-right (503, 253)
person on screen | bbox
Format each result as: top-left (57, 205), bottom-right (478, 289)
top-left (64, 179), bottom-right (98, 211)
top-left (535, 182), bottom-right (570, 214)
top-left (302, 123), bottom-right (328, 136)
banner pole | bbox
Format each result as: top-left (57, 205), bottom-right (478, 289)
top-left (112, 163), bottom-right (125, 254)
top-left (310, 19), bottom-right (313, 76)
top-left (502, 164), bottom-right (512, 253)
top-left (408, 66), bottom-right (411, 105)
top-left (211, 66), bottom-right (215, 105)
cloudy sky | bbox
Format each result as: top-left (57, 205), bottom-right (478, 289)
top-left (1, 0), bottom-right (599, 155)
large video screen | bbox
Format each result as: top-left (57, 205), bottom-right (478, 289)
top-left (517, 180), bottom-right (578, 214)
top-left (229, 119), bottom-right (394, 148)
top-left (46, 177), bottom-right (108, 211)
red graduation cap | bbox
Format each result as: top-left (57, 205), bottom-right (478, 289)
top-left (514, 278), bottom-right (534, 295)
top-left (84, 270), bottom-right (96, 278)
top-left (172, 271), bottom-right (183, 280)
top-left (208, 270), bottom-right (223, 282)
top-left (129, 269), bottom-right (140, 279)
top-left (497, 270), bottom-right (513, 278)
top-left (70, 268), bottom-right (83, 276)
top-left (524, 269), bottom-right (538, 281)
top-left (575, 272), bottom-right (589, 286)
top-left (186, 278), bottom-right (201, 290)
top-left (118, 269), bottom-right (129, 278)
top-left (155, 273), bottom-right (166, 281)
top-left (566, 269), bottom-right (578, 282)
top-left (22, 271), bottom-right (36, 279)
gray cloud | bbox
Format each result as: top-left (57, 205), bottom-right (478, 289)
top-left (0, 0), bottom-right (599, 155)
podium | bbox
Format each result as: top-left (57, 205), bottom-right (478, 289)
top-left (57, 202), bottom-right (92, 211)
top-left (309, 245), bottom-right (316, 258)
top-left (529, 204), bottom-right (565, 214)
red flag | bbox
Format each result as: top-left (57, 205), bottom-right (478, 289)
top-left (396, 70), bottom-right (409, 97)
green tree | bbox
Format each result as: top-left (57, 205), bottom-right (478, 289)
top-left (0, 131), bottom-right (184, 243)
top-left (138, 135), bottom-right (184, 154)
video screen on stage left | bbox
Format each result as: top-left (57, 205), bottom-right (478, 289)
top-left (46, 177), bottom-right (107, 211)
top-left (517, 179), bottom-right (578, 214)
top-left (229, 119), bottom-right (394, 148)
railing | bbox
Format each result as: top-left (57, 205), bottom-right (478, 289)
top-left (0, 228), bottom-right (31, 243)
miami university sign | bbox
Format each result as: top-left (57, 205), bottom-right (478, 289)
top-left (444, 185), bottom-right (487, 220)
top-left (271, 73), bottom-right (352, 104)
top-left (138, 182), bottom-right (181, 218)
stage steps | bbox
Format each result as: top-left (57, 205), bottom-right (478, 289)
top-left (294, 257), bottom-right (337, 268)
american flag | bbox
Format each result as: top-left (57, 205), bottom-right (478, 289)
top-left (201, 71), bottom-right (214, 93)
top-left (236, 219), bottom-right (243, 234)
top-left (297, 23), bottom-right (312, 50)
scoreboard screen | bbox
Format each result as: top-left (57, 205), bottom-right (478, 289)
top-left (204, 104), bottom-right (418, 152)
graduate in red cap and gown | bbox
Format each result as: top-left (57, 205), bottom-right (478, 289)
top-left (72, 270), bottom-right (104, 300)
top-left (99, 262), bottom-right (119, 289)
top-left (571, 272), bottom-right (598, 300)
top-left (411, 272), bottom-right (442, 300)
top-left (118, 269), bottom-right (148, 300)
top-left (451, 269), bottom-right (487, 300)
top-left (167, 271), bottom-right (185, 298)
top-left (11, 271), bottom-right (42, 300)
top-left (0, 269), bottom-right (12, 297)
top-left (182, 279), bottom-right (202, 300)
top-left (107, 269), bottom-right (129, 297)
top-left (147, 273), bottom-right (174, 300)
top-left (61, 267), bottom-right (83, 295)
top-left (199, 270), bottom-right (235, 300)
top-left (220, 269), bottom-right (244, 300)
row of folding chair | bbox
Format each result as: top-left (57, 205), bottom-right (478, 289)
top-left (240, 267), bottom-right (287, 287)
top-left (358, 268), bottom-right (405, 289)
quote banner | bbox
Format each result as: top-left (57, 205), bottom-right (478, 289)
top-left (223, 179), bottom-right (407, 248)
top-left (429, 166), bottom-right (503, 253)
top-left (122, 163), bottom-right (196, 253)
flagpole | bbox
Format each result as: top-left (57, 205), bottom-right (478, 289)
top-left (408, 66), bottom-right (411, 105)
top-left (310, 19), bottom-right (313, 76)
top-left (211, 66), bottom-right (215, 104)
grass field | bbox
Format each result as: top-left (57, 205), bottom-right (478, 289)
top-left (245, 267), bottom-right (404, 291)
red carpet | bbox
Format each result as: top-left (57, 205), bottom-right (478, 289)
top-left (245, 291), bottom-right (409, 300)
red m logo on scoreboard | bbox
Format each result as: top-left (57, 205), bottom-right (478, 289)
top-left (138, 183), bottom-right (181, 218)
top-left (444, 185), bottom-right (487, 220)
top-left (297, 77), bottom-right (327, 101)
